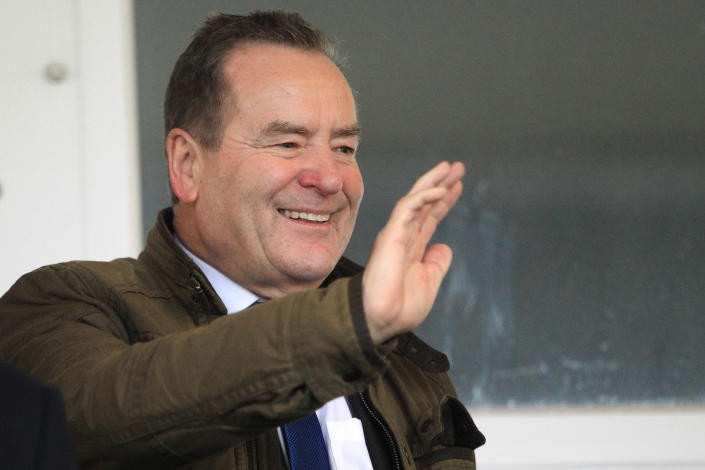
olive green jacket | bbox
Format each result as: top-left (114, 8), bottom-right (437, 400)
top-left (0, 209), bottom-right (484, 469)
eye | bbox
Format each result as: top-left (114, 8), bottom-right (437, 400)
top-left (278, 142), bottom-right (298, 149)
top-left (336, 145), bottom-right (356, 155)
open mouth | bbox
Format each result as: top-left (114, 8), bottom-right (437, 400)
top-left (279, 209), bottom-right (330, 223)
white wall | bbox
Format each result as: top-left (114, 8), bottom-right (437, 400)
top-left (0, 0), bottom-right (140, 294)
top-left (474, 407), bottom-right (705, 469)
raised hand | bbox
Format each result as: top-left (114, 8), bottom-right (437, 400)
top-left (361, 161), bottom-right (465, 344)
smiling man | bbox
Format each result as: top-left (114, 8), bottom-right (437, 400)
top-left (168, 43), bottom-right (364, 298)
top-left (0, 11), bottom-right (484, 469)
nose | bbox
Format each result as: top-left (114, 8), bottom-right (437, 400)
top-left (297, 147), bottom-right (344, 195)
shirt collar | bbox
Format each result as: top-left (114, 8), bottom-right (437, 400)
top-left (175, 237), bottom-right (260, 314)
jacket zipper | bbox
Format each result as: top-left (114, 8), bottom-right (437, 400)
top-left (247, 438), bottom-right (258, 470)
top-left (359, 392), bottom-right (402, 470)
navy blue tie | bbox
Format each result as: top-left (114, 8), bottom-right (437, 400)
top-left (283, 413), bottom-right (331, 470)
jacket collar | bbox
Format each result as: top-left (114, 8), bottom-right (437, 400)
top-left (138, 208), bottom-right (228, 318)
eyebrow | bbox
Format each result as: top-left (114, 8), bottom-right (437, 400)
top-left (259, 120), bottom-right (361, 140)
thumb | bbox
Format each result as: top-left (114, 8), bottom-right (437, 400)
top-left (421, 243), bottom-right (453, 291)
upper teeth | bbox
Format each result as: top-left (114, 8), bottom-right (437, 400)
top-left (280, 210), bottom-right (330, 222)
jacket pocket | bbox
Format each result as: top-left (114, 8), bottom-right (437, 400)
top-left (413, 397), bottom-right (485, 470)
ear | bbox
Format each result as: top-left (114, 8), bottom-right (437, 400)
top-left (166, 128), bottom-right (203, 204)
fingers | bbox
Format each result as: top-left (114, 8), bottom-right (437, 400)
top-left (408, 161), bottom-right (465, 195)
top-left (437, 161), bottom-right (465, 192)
top-left (406, 162), bottom-right (464, 228)
top-left (406, 177), bottom-right (463, 261)
top-left (408, 161), bottom-right (450, 194)
top-left (384, 162), bottom-right (464, 242)
top-left (399, 161), bottom-right (465, 217)
top-left (427, 178), bottom-right (463, 224)
top-left (377, 160), bottom-right (465, 261)
top-left (395, 186), bottom-right (449, 226)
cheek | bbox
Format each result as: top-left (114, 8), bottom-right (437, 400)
top-left (220, 162), bottom-right (264, 200)
top-left (252, 157), bottom-right (298, 193)
top-left (342, 166), bottom-right (364, 207)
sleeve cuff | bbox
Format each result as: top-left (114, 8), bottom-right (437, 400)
top-left (347, 273), bottom-right (397, 370)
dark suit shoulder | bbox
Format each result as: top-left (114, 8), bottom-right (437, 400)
top-left (0, 363), bottom-right (77, 470)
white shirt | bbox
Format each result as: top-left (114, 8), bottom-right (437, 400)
top-left (177, 239), bottom-right (373, 470)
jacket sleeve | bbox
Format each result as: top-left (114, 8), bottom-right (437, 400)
top-left (0, 264), bottom-right (392, 466)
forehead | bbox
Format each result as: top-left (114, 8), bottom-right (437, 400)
top-left (222, 41), bottom-right (344, 82)
top-left (220, 43), bottom-right (357, 120)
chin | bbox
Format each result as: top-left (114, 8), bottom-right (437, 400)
top-left (279, 254), bottom-right (338, 284)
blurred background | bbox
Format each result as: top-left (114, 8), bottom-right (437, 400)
top-left (2, 1), bottom-right (704, 468)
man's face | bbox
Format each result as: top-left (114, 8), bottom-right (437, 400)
top-left (192, 43), bottom-right (363, 297)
